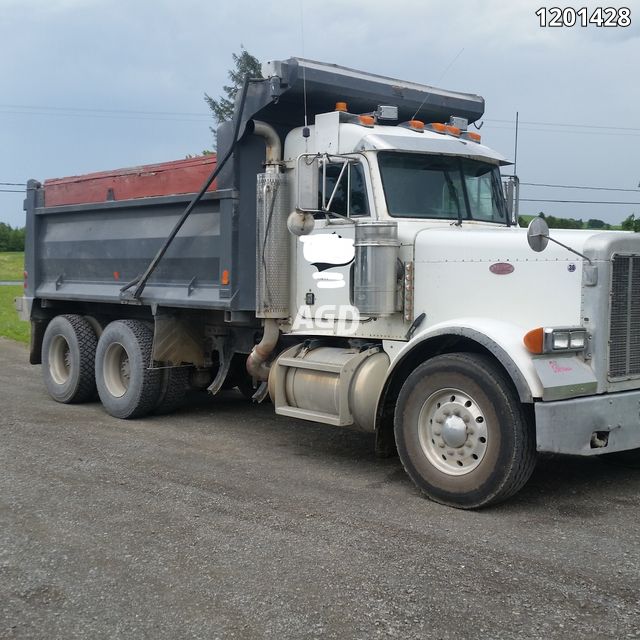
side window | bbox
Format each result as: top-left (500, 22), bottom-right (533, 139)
top-left (318, 162), bottom-right (369, 217)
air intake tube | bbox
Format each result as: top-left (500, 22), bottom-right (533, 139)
top-left (246, 318), bottom-right (280, 381)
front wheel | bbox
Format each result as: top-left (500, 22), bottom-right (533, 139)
top-left (394, 353), bottom-right (536, 509)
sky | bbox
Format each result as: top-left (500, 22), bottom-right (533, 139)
top-left (0, 0), bottom-right (639, 227)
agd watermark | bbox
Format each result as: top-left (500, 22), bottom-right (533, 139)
top-left (292, 304), bottom-right (361, 335)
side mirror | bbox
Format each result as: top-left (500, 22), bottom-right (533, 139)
top-left (527, 217), bottom-right (550, 253)
top-left (295, 153), bottom-right (359, 226)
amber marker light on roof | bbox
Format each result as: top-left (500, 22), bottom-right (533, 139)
top-left (408, 119), bottom-right (424, 131)
top-left (464, 131), bottom-right (482, 143)
top-left (429, 122), bottom-right (447, 133)
top-left (445, 125), bottom-right (461, 137)
top-left (358, 115), bottom-right (375, 127)
top-left (335, 102), bottom-right (348, 112)
top-left (523, 327), bottom-right (544, 354)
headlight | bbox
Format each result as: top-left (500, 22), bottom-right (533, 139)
top-left (551, 331), bottom-right (570, 350)
top-left (524, 327), bottom-right (588, 354)
top-left (569, 331), bottom-right (586, 350)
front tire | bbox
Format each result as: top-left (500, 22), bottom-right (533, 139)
top-left (95, 320), bottom-right (161, 419)
top-left (41, 314), bottom-right (98, 404)
top-left (395, 353), bottom-right (536, 509)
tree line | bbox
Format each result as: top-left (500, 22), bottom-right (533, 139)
top-left (518, 213), bottom-right (627, 230)
top-left (620, 214), bottom-right (640, 233)
top-left (0, 223), bottom-right (25, 251)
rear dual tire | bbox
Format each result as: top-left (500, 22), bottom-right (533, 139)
top-left (43, 315), bottom-right (188, 419)
top-left (95, 320), bottom-right (162, 419)
top-left (42, 314), bottom-right (98, 404)
top-left (154, 367), bottom-right (189, 415)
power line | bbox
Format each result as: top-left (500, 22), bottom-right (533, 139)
top-left (0, 103), bottom-right (210, 118)
top-left (484, 123), bottom-right (640, 138)
top-left (0, 102), bottom-right (635, 135)
top-left (0, 105), bottom-right (635, 132)
top-left (0, 182), bottom-right (26, 186)
top-left (0, 189), bottom-right (25, 193)
top-left (521, 199), bottom-right (640, 205)
top-left (0, 109), bottom-right (209, 123)
top-left (485, 117), bottom-right (640, 133)
top-left (521, 182), bottom-right (640, 193)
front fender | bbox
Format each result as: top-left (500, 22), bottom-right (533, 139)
top-left (384, 318), bottom-right (542, 402)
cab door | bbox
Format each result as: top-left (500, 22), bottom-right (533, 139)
top-left (293, 157), bottom-right (372, 331)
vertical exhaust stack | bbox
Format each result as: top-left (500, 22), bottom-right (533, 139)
top-left (254, 121), bottom-right (290, 318)
top-left (247, 121), bottom-right (288, 381)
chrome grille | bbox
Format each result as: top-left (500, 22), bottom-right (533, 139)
top-left (609, 254), bottom-right (640, 379)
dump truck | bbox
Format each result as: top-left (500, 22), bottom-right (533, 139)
top-left (16, 57), bottom-right (640, 508)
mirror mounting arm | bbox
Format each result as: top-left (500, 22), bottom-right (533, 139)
top-left (545, 236), bottom-right (593, 266)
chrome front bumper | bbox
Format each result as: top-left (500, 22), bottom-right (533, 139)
top-left (535, 389), bottom-right (640, 455)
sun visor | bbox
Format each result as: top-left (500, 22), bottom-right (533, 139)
top-left (232, 57), bottom-right (485, 140)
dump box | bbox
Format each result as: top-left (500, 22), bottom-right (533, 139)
top-left (22, 155), bottom-right (262, 311)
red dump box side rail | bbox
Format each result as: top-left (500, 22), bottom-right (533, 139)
top-left (42, 155), bottom-right (217, 207)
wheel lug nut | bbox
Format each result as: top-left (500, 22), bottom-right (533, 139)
top-left (439, 443), bottom-right (445, 449)
top-left (434, 430), bottom-right (441, 436)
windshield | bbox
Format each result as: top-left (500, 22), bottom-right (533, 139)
top-left (378, 152), bottom-right (508, 223)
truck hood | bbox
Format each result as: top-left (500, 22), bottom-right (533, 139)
top-left (410, 226), bottom-right (636, 333)
top-left (411, 225), bottom-right (631, 264)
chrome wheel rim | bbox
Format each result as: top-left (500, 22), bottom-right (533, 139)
top-left (417, 387), bottom-right (488, 476)
top-left (49, 335), bottom-right (71, 385)
top-left (103, 342), bottom-right (130, 398)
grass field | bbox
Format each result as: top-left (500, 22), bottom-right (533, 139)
top-left (0, 253), bottom-right (28, 343)
top-left (0, 286), bottom-right (29, 343)
top-left (0, 251), bottom-right (24, 281)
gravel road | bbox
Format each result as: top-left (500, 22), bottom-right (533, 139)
top-left (1, 337), bottom-right (639, 639)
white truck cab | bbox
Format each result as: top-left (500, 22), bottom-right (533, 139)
top-left (268, 97), bottom-right (640, 507)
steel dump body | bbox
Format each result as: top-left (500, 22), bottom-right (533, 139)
top-left (24, 156), bottom-right (262, 312)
